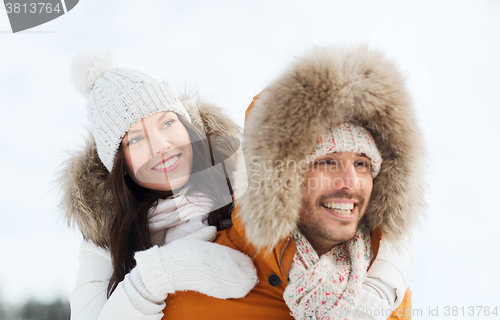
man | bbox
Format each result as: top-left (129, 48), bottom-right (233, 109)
top-left (160, 46), bottom-right (424, 320)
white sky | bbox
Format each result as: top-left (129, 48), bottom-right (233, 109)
top-left (1, 0), bottom-right (499, 316)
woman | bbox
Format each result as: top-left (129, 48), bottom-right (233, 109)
top-left (58, 51), bottom-right (257, 320)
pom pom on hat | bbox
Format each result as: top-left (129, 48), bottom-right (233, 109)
top-left (71, 50), bottom-right (115, 96)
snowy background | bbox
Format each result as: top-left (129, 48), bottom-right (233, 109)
top-left (1, 0), bottom-right (499, 318)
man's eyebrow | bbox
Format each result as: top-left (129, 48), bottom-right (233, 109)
top-left (353, 154), bottom-right (371, 163)
top-left (355, 153), bottom-right (370, 159)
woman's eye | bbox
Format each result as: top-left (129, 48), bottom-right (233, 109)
top-left (162, 119), bottom-right (175, 128)
top-left (128, 136), bottom-right (143, 145)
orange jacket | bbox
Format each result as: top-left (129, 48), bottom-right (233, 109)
top-left (161, 208), bottom-right (412, 320)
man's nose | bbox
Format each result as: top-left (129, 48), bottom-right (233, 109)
top-left (337, 161), bottom-right (358, 190)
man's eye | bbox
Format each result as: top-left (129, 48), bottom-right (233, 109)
top-left (354, 160), bottom-right (370, 170)
top-left (316, 159), bottom-right (337, 165)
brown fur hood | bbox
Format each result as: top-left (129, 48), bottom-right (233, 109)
top-left (234, 45), bottom-right (426, 249)
top-left (58, 93), bottom-right (241, 248)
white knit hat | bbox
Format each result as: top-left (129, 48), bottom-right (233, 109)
top-left (71, 51), bottom-right (191, 172)
top-left (307, 123), bottom-right (382, 178)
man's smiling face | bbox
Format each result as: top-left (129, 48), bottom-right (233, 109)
top-left (298, 152), bottom-right (374, 256)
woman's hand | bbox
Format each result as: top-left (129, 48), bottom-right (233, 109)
top-left (133, 226), bottom-right (258, 301)
top-left (365, 233), bottom-right (415, 308)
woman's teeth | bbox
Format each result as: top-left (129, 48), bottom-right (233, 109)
top-left (153, 155), bottom-right (179, 170)
top-left (322, 202), bottom-right (354, 215)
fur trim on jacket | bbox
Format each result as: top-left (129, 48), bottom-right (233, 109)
top-left (58, 92), bottom-right (241, 248)
top-left (235, 45), bottom-right (426, 249)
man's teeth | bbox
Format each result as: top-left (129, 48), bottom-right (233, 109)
top-left (153, 155), bottom-right (179, 169)
top-left (322, 202), bottom-right (354, 214)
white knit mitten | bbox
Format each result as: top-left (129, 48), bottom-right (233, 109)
top-left (134, 227), bottom-right (258, 301)
top-left (366, 234), bottom-right (415, 307)
top-left (354, 282), bottom-right (393, 320)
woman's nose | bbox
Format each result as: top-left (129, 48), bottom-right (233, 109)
top-left (149, 132), bottom-right (171, 156)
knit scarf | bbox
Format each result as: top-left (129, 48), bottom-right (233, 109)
top-left (148, 192), bottom-right (214, 246)
top-left (284, 226), bottom-right (371, 320)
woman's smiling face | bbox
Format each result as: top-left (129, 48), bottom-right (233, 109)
top-left (121, 111), bottom-right (193, 192)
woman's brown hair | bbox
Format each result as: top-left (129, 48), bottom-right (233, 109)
top-left (106, 115), bottom-right (236, 296)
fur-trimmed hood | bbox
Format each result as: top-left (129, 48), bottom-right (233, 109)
top-left (235, 46), bottom-right (426, 249)
top-left (58, 93), bottom-right (241, 248)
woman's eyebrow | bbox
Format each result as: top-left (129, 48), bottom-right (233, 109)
top-left (157, 111), bottom-right (174, 122)
top-left (127, 127), bottom-right (144, 135)
top-left (127, 112), bottom-right (174, 136)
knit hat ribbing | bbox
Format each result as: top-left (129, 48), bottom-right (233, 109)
top-left (71, 51), bottom-right (191, 172)
top-left (308, 123), bottom-right (382, 178)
